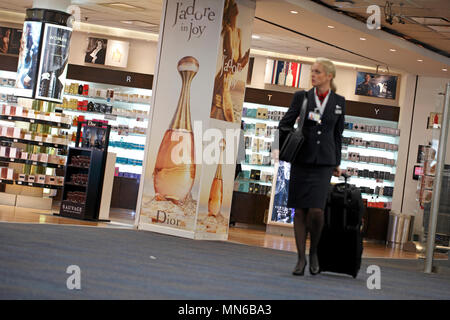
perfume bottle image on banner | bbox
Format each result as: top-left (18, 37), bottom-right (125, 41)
top-left (153, 56), bottom-right (199, 205)
top-left (208, 138), bottom-right (226, 217)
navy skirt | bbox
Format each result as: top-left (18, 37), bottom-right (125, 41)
top-left (287, 164), bottom-right (334, 210)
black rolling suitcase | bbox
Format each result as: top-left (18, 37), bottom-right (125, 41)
top-left (317, 174), bottom-right (364, 278)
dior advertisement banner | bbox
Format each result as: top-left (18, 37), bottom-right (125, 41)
top-left (138, 0), bottom-right (226, 236)
top-left (138, 0), bottom-right (255, 240)
top-left (196, 0), bottom-right (255, 239)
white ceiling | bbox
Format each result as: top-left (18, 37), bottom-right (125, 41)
top-left (315, 0), bottom-right (450, 57)
top-left (0, 0), bottom-right (449, 77)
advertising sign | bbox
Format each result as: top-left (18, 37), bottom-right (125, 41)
top-left (264, 59), bottom-right (311, 89)
top-left (138, 0), bottom-right (227, 237)
top-left (105, 40), bottom-right (130, 68)
top-left (35, 24), bottom-right (72, 103)
top-left (0, 27), bottom-right (22, 55)
top-left (138, 0), bottom-right (255, 240)
top-left (355, 71), bottom-right (398, 100)
top-left (270, 161), bottom-right (295, 224)
top-left (15, 21), bottom-right (43, 98)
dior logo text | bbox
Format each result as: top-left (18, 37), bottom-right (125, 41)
top-left (156, 210), bottom-right (181, 227)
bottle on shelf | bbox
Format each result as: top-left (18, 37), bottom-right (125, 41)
top-left (277, 63), bottom-right (286, 86)
top-left (285, 63), bottom-right (294, 87)
top-left (208, 139), bottom-right (225, 217)
top-left (153, 56), bottom-right (198, 205)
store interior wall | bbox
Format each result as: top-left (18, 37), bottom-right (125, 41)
top-left (2, 18), bottom-right (450, 238)
top-left (68, 32), bottom-right (158, 75)
top-left (401, 76), bottom-right (450, 236)
top-left (248, 55), bottom-right (402, 107)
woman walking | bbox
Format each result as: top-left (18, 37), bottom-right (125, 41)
top-left (278, 58), bottom-right (345, 276)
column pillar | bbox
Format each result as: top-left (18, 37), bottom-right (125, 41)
top-left (33, 0), bottom-right (72, 12)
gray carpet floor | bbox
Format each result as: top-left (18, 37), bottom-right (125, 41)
top-left (0, 222), bottom-right (449, 300)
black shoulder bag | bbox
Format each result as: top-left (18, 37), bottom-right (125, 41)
top-left (279, 94), bottom-right (308, 163)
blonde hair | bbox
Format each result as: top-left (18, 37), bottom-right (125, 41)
top-left (315, 57), bottom-right (337, 92)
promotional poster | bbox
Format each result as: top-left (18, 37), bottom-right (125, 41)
top-left (15, 21), bottom-right (43, 98)
top-left (355, 71), bottom-right (398, 100)
top-left (0, 27), bottom-right (22, 55)
top-left (105, 40), bottom-right (130, 68)
top-left (138, 0), bottom-right (227, 236)
top-left (264, 59), bottom-right (311, 89)
top-left (84, 37), bottom-right (108, 65)
top-left (209, 0), bottom-right (254, 124)
top-left (270, 161), bottom-right (295, 224)
top-left (198, 0), bottom-right (255, 239)
top-left (35, 24), bottom-right (72, 103)
top-left (138, 0), bottom-right (255, 239)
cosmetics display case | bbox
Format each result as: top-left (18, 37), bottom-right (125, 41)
top-left (232, 88), bottom-right (400, 238)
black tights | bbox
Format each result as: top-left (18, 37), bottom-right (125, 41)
top-left (293, 208), bottom-right (324, 267)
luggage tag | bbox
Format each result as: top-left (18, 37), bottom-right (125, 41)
top-left (335, 105), bottom-right (342, 115)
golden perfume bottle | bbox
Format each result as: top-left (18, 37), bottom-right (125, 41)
top-left (153, 56), bottom-right (199, 205)
top-left (208, 139), bottom-right (226, 217)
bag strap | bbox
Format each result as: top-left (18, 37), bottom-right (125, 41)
top-left (295, 92), bottom-right (308, 134)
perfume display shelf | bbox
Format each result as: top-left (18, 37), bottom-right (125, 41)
top-left (60, 79), bottom-right (151, 179)
top-left (238, 102), bottom-right (400, 226)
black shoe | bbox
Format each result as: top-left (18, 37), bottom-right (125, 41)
top-left (292, 259), bottom-right (307, 276)
top-left (309, 253), bottom-right (320, 275)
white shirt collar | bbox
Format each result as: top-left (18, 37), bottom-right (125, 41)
top-left (314, 87), bottom-right (331, 116)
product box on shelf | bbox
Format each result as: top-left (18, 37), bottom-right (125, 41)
top-left (24, 132), bottom-right (32, 141)
top-left (39, 154), bottom-right (49, 163)
top-left (18, 173), bottom-right (27, 182)
top-left (20, 152), bottom-right (28, 160)
top-left (27, 175), bottom-right (36, 183)
top-left (56, 176), bottom-right (64, 186)
top-left (9, 147), bottom-right (20, 159)
top-left (36, 175), bottom-right (46, 184)
top-left (30, 153), bottom-right (39, 162)
top-left (45, 175), bottom-right (56, 185)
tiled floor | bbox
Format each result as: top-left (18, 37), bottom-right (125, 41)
top-left (0, 204), bottom-right (446, 260)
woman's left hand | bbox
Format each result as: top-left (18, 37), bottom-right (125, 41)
top-left (333, 166), bottom-right (341, 177)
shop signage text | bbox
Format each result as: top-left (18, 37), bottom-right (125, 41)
top-left (173, 0), bottom-right (217, 41)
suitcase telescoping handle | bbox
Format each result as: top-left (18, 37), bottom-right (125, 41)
top-left (341, 172), bottom-right (350, 229)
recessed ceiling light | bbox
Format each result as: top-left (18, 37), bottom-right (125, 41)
top-left (360, 37), bottom-right (366, 40)
top-left (101, 3), bottom-right (144, 11)
top-left (252, 35), bottom-right (261, 39)
top-left (417, 59), bottom-right (423, 62)
top-left (290, 10), bottom-right (298, 14)
top-left (443, 68), bottom-right (448, 72)
top-left (120, 20), bottom-right (158, 28)
top-left (390, 49), bottom-right (396, 52)
top-left (328, 25), bottom-right (335, 29)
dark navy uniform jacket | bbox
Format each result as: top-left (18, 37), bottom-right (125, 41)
top-left (278, 88), bottom-right (346, 167)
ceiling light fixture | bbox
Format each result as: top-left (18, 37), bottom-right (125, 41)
top-left (328, 25), bottom-right (335, 29)
top-left (290, 10), bottom-right (298, 14)
top-left (417, 59), bottom-right (423, 62)
top-left (120, 20), bottom-right (158, 28)
top-left (390, 49), bottom-right (396, 52)
top-left (443, 68), bottom-right (448, 72)
top-left (360, 37), bottom-right (366, 41)
top-left (252, 35), bottom-right (261, 39)
top-left (101, 3), bottom-right (145, 11)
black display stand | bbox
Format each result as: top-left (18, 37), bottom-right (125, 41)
top-left (59, 147), bottom-right (105, 220)
top-left (59, 120), bottom-right (111, 221)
